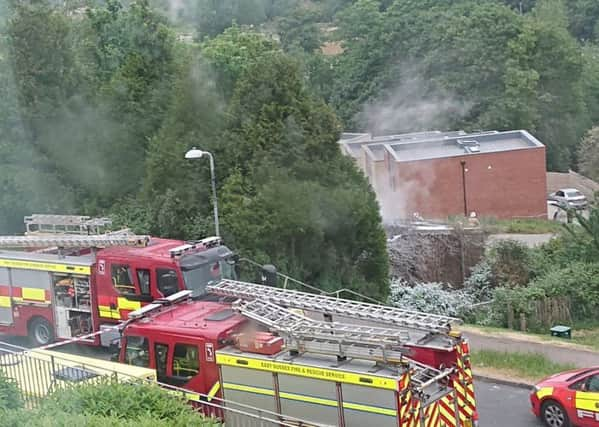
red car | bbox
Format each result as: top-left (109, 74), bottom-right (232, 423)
top-left (531, 367), bottom-right (599, 427)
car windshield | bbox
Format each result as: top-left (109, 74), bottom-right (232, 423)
top-left (566, 191), bottom-right (583, 198)
top-left (182, 259), bottom-right (235, 297)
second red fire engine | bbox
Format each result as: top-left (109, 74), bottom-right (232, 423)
top-left (0, 215), bottom-right (237, 346)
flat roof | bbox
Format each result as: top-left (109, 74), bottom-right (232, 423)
top-left (339, 130), bottom-right (543, 163)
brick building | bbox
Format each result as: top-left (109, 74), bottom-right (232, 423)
top-left (339, 130), bottom-right (547, 221)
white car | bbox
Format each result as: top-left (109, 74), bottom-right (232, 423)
top-left (548, 188), bottom-right (588, 210)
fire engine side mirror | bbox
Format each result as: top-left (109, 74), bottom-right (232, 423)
top-left (260, 264), bottom-right (278, 287)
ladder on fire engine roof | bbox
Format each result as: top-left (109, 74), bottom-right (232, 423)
top-left (0, 234), bottom-right (150, 249)
top-left (0, 214), bottom-right (151, 249)
top-left (25, 214), bottom-right (113, 235)
top-left (206, 280), bottom-right (462, 335)
top-left (231, 298), bottom-right (453, 392)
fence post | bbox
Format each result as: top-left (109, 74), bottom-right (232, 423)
top-left (519, 313), bottom-right (527, 332)
top-left (507, 303), bottom-right (514, 330)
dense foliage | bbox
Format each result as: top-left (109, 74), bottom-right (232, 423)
top-left (2, 379), bottom-right (218, 426)
top-left (0, 0), bottom-right (388, 298)
top-left (462, 207), bottom-right (599, 330)
top-left (0, 372), bottom-right (22, 412)
top-left (389, 280), bottom-right (473, 317)
top-left (5, 0), bottom-right (599, 298)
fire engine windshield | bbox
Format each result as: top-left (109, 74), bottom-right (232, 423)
top-left (182, 260), bottom-right (235, 297)
top-left (180, 246), bottom-right (236, 297)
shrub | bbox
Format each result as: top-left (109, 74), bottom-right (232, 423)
top-left (486, 240), bottom-right (531, 287)
top-left (2, 411), bottom-right (217, 427)
top-left (483, 262), bottom-right (599, 329)
top-left (0, 372), bottom-right (22, 411)
top-left (388, 280), bottom-right (473, 317)
top-left (42, 380), bottom-right (194, 420)
top-left (463, 260), bottom-right (494, 301)
top-left (529, 262), bottom-right (599, 321)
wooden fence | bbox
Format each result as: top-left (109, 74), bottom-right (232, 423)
top-left (507, 297), bottom-right (571, 331)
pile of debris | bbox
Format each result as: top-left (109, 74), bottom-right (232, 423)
top-left (386, 220), bottom-right (485, 286)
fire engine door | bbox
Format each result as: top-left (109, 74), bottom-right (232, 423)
top-left (575, 374), bottom-right (599, 426)
top-left (153, 340), bottom-right (206, 392)
top-left (0, 268), bottom-right (12, 324)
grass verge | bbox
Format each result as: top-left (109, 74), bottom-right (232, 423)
top-left (480, 218), bottom-right (563, 234)
top-left (471, 350), bottom-right (577, 383)
top-left (463, 323), bottom-right (599, 351)
top-left (447, 216), bottom-right (562, 234)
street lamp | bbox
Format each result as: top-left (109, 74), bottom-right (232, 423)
top-left (185, 148), bottom-right (220, 237)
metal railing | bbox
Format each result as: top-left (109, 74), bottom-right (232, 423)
top-left (158, 381), bottom-right (325, 427)
top-left (0, 341), bottom-right (326, 426)
top-left (0, 344), bottom-right (141, 408)
top-left (238, 257), bottom-right (382, 305)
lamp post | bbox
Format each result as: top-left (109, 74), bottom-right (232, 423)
top-left (185, 148), bottom-right (220, 237)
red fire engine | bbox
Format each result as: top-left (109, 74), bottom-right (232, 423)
top-left (119, 280), bottom-right (479, 427)
top-left (0, 215), bottom-right (237, 346)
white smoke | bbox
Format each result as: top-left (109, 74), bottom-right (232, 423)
top-left (357, 68), bottom-right (471, 136)
top-left (161, 0), bottom-right (187, 21)
top-left (374, 167), bottom-right (436, 224)
top-left (355, 67), bottom-right (471, 223)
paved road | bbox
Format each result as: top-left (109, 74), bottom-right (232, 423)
top-left (475, 379), bottom-right (542, 427)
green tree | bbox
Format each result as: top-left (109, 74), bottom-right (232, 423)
top-left (577, 127), bottom-right (599, 181)
top-left (201, 25), bottom-right (279, 99)
top-left (217, 41), bottom-right (389, 298)
top-left (3, 0), bottom-right (179, 221)
top-left (328, 0), bottom-right (394, 126)
top-left (566, 0), bottom-right (599, 40)
top-left (277, 8), bottom-right (321, 53)
top-left (331, 0), bottom-right (589, 170)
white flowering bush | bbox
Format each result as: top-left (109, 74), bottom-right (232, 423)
top-left (388, 280), bottom-right (474, 317)
top-left (463, 260), bottom-right (494, 301)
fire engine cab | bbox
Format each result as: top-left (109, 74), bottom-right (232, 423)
top-left (120, 280), bottom-right (479, 427)
top-left (0, 215), bottom-right (237, 346)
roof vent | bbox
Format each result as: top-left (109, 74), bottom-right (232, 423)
top-left (457, 139), bottom-right (480, 153)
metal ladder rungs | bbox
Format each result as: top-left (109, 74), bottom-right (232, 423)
top-left (209, 280), bottom-right (461, 335)
top-left (0, 234), bottom-right (150, 249)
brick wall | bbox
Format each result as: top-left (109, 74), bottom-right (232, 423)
top-left (384, 147), bottom-right (547, 220)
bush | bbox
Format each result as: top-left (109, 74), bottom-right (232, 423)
top-left (0, 372), bottom-right (22, 411)
top-left (2, 411), bottom-right (216, 427)
top-left (529, 262), bottom-right (599, 321)
top-left (486, 240), bottom-right (531, 287)
top-left (484, 261), bottom-right (599, 329)
top-left (42, 380), bottom-right (195, 421)
top-left (0, 379), bottom-right (220, 426)
top-left (463, 260), bottom-right (494, 301)
top-left (388, 280), bottom-right (473, 317)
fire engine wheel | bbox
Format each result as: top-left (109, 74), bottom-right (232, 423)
top-left (541, 400), bottom-right (570, 427)
top-left (29, 317), bottom-right (54, 347)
